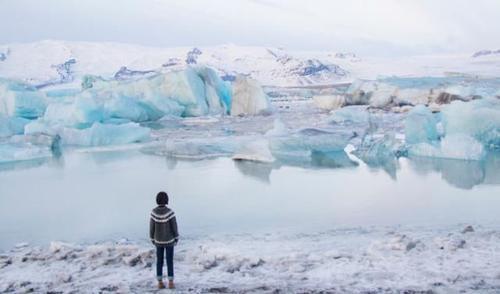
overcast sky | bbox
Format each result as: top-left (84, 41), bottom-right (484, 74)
top-left (1, 0), bottom-right (499, 56)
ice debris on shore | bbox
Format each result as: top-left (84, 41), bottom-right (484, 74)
top-left (1, 226), bottom-right (499, 293)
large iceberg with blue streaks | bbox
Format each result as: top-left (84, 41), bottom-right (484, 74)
top-left (0, 65), bottom-right (275, 163)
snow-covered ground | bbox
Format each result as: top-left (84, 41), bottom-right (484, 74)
top-left (1, 225), bottom-right (500, 293)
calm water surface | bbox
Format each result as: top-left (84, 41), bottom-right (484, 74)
top-left (0, 150), bottom-right (499, 250)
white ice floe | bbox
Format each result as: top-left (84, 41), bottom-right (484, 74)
top-left (230, 75), bottom-right (271, 116)
top-left (329, 105), bottom-right (370, 125)
top-left (313, 95), bottom-right (345, 111)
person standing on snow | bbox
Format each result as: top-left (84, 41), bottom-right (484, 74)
top-left (149, 191), bottom-right (179, 289)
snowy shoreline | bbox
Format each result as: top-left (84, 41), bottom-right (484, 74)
top-left (1, 224), bottom-right (500, 293)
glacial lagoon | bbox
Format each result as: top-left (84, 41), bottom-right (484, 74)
top-left (1, 150), bottom-right (499, 251)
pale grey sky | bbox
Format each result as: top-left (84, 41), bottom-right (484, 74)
top-left (1, 0), bottom-right (499, 56)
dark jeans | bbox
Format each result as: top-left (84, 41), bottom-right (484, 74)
top-left (156, 245), bottom-right (174, 281)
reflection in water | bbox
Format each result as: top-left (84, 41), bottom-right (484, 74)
top-left (407, 152), bottom-right (500, 189)
top-left (233, 150), bottom-right (358, 183)
top-left (272, 150), bottom-right (358, 170)
top-left (1, 149), bottom-right (500, 250)
top-left (484, 152), bottom-right (500, 185)
top-left (234, 160), bottom-right (273, 183)
top-left (310, 151), bottom-right (359, 169)
top-left (0, 156), bottom-right (65, 172)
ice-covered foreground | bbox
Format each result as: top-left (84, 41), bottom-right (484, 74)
top-left (1, 225), bottom-right (500, 293)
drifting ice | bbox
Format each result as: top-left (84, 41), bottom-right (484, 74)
top-left (0, 80), bottom-right (46, 119)
top-left (60, 122), bottom-right (151, 146)
top-left (408, 134), bottom-right (486, 161)
top-left (329, 105), bottom-right (370, 125)
top-left (230, 75), bottom-right (271, 116)
top-left (441, 98), bottom-right (500, 149)
top-left (404, 105), bottom-right (439, 145)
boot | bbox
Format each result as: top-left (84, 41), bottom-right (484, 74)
top-left (158, 280), bottom-right (166, 289)
top-left (168, 280), bottom-right (175, 289)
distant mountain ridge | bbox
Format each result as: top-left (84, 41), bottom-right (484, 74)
top-left (0, 40), bottom-right (350, 88)
top-left (472, 49), bottom-right (500, 58)
top-left (2, 41), bottom-right (500, 88)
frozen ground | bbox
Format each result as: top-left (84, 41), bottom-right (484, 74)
top-left (1, 225), bottom-right (500, 293)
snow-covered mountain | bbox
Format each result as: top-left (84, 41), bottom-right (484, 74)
top-left (0, 40), bottom-right (349, 88)
top-left (2, 40), bottom-right (500, 89)
top-left (472, 49), bottom-right (500, 58)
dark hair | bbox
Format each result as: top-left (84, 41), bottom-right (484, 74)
top-left (156, 191), bottom-right (168, 205)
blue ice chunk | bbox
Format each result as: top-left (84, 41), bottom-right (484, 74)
top-left (442, 98), bottom-right (500, 149)
top-left (354, 133), bottom-right (403, 179)
top-left (105, 96), bottom-right (163, 122)
top-left (0, 115), bottom-right (30, 137)
top-left (0, 80), bottom-right (47, 119)
top-left (404, 105), bottom-right (439, 144)
top-left (44, 88), bottom-right (81, 98)
top-left (61, 122), bottom-right (150, 146)
top-left (194, 66), bottom-right (232, 112)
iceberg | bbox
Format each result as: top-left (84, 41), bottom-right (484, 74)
top-left (369, 83), bottom-right (397, 108)
top-left (344, 79), bottom-right (372, 105)
top-left (345, 80), bottom-right (397, 108)
top-left (329, 105), bottom-right (370, 125)
top-left (313, 95), bottom-right (345, 111)
top-left (105, 96), bottom-right (164, 123)
top-left (59, 122), bottom-right (151, 146)
top-left (42, 94), bottom-right (107, 128)
top-left (353, 134), bottom-right (402, 178)
top-left (27, 66), bottom-right (236, 137)
top-left (230, 75), bottom-right (271, 116)
top-left (195, 66), bottom-right (232, 113)
top-left (25, 120), bottom-right (151, 147)
top-left (393, 88), bottom-right (431, 106)
top-left (408, 134), bottom-right (486, 161)
top-left (25, 122), bottom-right (150, 147)
top-left (404, 105), bottom-right (439, 145)
top-left (0, 80), bottom-right (46, 119)
top-left (441, 98), bottom-right (500, 149)
top-left (232, 139), bottom-right (274, 163)
top-left (0, 115), bottom-right (30, 137)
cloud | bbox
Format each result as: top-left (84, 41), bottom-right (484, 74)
top-left (0, 0), bottom-right (498, 56)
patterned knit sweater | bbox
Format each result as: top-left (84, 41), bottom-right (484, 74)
top-left (149, 205), bottom-right (179, 245)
